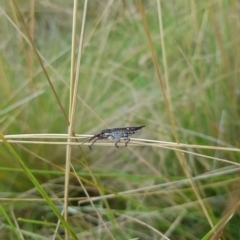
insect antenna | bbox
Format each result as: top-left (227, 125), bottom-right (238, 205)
top-left (88, 137), bottom-right (98, 150)
top-left (80, 138), bottom-right (91, 146)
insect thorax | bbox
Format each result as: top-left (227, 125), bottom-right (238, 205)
top-left (102, 129), bottom-right (136, 140)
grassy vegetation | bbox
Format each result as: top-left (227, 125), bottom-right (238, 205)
top-left (0, 0), bottom-right (240, 239)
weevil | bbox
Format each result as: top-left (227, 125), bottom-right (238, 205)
top-left (88, 126), bottom-right (145, 150)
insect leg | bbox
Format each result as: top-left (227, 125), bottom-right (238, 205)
top-left (115, 139), bottom-right (120, 148)
top-left (125, 138), bottom-right (130, 146)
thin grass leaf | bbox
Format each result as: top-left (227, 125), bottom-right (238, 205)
top-left (0, 203), bottom-right (22, 240)
top-left (0, 133), bottom-right (78, 240)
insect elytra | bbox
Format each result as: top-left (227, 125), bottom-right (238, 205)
top-left (88, 125), bottom-right (145, 150)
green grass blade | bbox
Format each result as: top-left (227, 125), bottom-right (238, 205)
top-left (0, 203), bottom-right (22, 240)
top-left (0, 133), bottom-right (78, 240)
